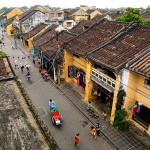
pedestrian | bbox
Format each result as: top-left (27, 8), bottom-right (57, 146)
top-left (14, 60), bottom-right (18, 69)
top-left (14, 41), bottom-right (17, 49)
top-left (91, 126), bottom-right (96, 138)
top-left (74, 133), bottom-right (80, 149)
top-left (32, 56), bottom-right (35, 65)
top-left (95, 121), bottom-right (100, 136)
top-left (2, 41), bottom-right (4, 46)
top-left (102, 111), bottom-right (107, 119)
top-left (49, 99), bottom-right (55, 109)
top-left (86, 101), bottom-right (91, 110)
top-left (38, 57), bottom-right (41, 64)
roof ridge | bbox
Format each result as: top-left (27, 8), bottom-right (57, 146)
top-left (65, 18), bottom-right (105, 44)
top-left (85, 21), bottom-right (139, 56)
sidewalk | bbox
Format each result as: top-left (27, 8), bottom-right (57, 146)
top-left (4, 32), bottom-right (150, 150)
top-left (58, 82), bottom-right (149, 150)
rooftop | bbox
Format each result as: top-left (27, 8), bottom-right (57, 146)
top-left (32, 24), bottom-right (58, 50)
top-left (88, 25), bottom-right (150, 71)
top-left (40, 31), bottom-right (75, 59)
top-left (129, 50), bottom-right (150, 77)
top-left (22, 23), bottom-right (47, 40)
top-left (65, 20), bottom-right (129, 56)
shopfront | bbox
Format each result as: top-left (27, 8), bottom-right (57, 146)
top-left (68, 65), bottom-right (86, 89)
top-left (90, 66), bottom-right (116, 116)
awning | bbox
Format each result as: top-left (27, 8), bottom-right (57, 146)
top-left (91, 76), bottom-right (114, 93)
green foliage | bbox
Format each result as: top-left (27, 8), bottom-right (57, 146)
top-left (113, 109), bottom-right (129, 131)
top-left (14, 32), bottom-right (23, 39)
top-left (0, 51), bottom-right (7, 57)
top-left (141, 18), bottom-right (150, 26)
top-left (0, 7), bottom-right (8, 14)
top-left (116, 7), bottom-right (141, 22)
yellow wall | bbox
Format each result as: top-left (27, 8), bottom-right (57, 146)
top-left (6, 24), bottom-right (14, 36)
top-left (64, 49), bottom-right (94, 101)
top-left (90, 10), bottom-right (102, 19)
top-left (27, 37), bottom-right (33, 51)
top-left (7, 8), bottom-right (23, 19)
top-left (124, 71), bottom-right (150, 134)
top-left (74, 15), bottom-right (89, 21)
top-left (110, 74), bottom-right (119, 123)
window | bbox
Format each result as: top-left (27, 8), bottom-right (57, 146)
top-left (50, 13), bottom-right (55, 18)
top-left (67, 22), bottom-right (72, 27)
top-left (144, 78), bottom-right (150, 86)
top-left (58, 13), bottom-right (62, 17)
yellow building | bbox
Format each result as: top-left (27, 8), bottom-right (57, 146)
top-left (6, 8), bottom-right (23, 20)
top-left (22, 23), bottom-right (47, 51)
top-left (70, 5), bottom-right (101, 21)
top-left (6, 15), bottom-right (17, 36)
top-left (123, 51), bottom-right (150, 135)
top-left (64, 49), bottom-right (119, 122)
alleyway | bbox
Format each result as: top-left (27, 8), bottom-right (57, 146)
top-left (0, 27), bottom-right (149, 150)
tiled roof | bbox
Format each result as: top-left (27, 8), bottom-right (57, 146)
top-left (22, 23), bottom-right (47, 40)
top-left (88, 25), bottom-right (150, 71)
top-left (40, 31), bottom-right (75, 59)
top-left (32, 24), bottom-right (58, 50)
top-left (70, 20), bottom-right (88, 34)
top-left (65, 20), bottom-right (129, 56)
top-left (141, 11), bottom-right (150, 19)
top-left (84, 14), bottom-right (104, 27)
top-left (19, 10), bottom-right (41, 22)
top-left (109, 11), bottom-right (124, 20)
top-left (6, 15), bottom-right (17, 26)
top-left (0, 57), bottom-right (7, 77)
top-left (129, 51), bottom-right (150, 77)
top-left (86, 9), bottom-right (96, 14)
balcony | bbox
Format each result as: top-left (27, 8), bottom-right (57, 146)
top-left (91, 68), bottom-right (116, 92)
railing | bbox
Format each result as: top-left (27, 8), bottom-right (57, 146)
top-left (92, 68), bottom-right (116, 89)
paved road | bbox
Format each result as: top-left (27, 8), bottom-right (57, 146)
top-left (1, 29), bottom-right (114, 150)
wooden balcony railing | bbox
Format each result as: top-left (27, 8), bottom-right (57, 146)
top-left (92, 68), bottom-right (116, 89)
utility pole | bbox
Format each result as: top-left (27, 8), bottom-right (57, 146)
top-left (57, 63), bottom-right (60, 86)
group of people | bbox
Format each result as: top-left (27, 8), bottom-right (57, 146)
top-left (14, 58), bottom-right (31, 82)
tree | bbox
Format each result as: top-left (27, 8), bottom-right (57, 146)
top-left (0, 7), bottom-right (8, 14)
top-left (142, 18), bottom-right (150, 26)
top-left (116, 7), bottom-right (141, 22)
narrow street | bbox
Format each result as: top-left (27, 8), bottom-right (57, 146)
top-left (0, 28), bottom-right (114, 150)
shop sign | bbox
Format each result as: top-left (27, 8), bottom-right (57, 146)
top-left (68, 65), bottom-right (75, 78)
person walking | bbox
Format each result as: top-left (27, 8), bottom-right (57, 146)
top-left (95, 121), bottom-right (100, 136)
top-left (14, 41), bottom-right (17, 49)
top-left (74, 133), bottom-right (80, 149)
top-left (14, 60), bottom-right (18, 69)
top-left (32, 56), bottom-right (35, 65)
top-left (91, 126), bottom-right (96, 138)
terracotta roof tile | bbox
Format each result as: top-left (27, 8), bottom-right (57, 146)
top-left (32, 24), bottom-right (58, 50)
top-left (141, 11), bottom-right (150, 19)
top-left (40, 31), bottom-right (75, 59)
top-left (70, 20), bottom-right (88, 34)
top-left (65, 20), bottom-right (129, 56)
top-left (22, 23), bottom-right (47, 40)
top-left (129, 51), bottom-right (150, 77)
top-left (88, 25), bottom-right (150, 71)
top-left (0, 57), bottom-right (7, 77)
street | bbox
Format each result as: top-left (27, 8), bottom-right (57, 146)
top-left (0, 28), bottom-right (114, 150)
